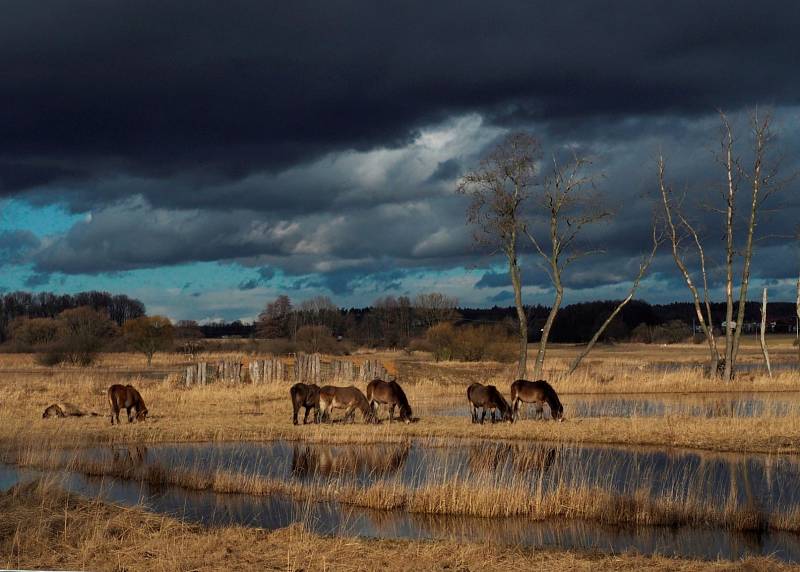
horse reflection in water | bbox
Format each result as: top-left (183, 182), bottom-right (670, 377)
top-left (291, 443), bottom-right (410, 479)
top-left (110, 445), bottom-right (149, 468)
top-left (467, 443), bottom-right (556, 477)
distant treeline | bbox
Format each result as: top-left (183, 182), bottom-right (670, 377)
top-left (1, 290), bottom-right (796, 346)
top-left (0, 291), bottom-right (146, 342)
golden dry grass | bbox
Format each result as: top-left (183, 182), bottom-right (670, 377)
top-left (1, 480), bottom-right (793, 572)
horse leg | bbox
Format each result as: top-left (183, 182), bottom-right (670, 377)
top-left (512, 398), bottom-right (519, 422)
top-left (303, 406), bottom-right (311, 425)
top-left (292, 403), bottom-right (300, 425)
top-left (389, 404), bottom-right (396, 423)
top-left (126, 406), bottom-right (133, 423)
top-left (480, 409), bottom-right (486, 425)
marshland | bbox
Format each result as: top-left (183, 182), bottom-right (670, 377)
top-left (2, 335), bottom-right (800, 569)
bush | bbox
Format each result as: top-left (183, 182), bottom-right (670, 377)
top-left (44, 307), bottom-right (118, 366)
top-left (295, 325), bottom-right (351, 355)
top-left (123, 315), bottom-right (175, 366)
top-left (630, 320), bottom-right (691, 344)
top-left (420, 322), bottom-right (516, 362)
top-left (10, 317), bottom-right (60, 349)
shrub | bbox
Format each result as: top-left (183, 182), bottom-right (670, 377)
top-left (123, 316), bottom-right (175, 366)
top-left (10, 317), bottom-right (60, 349)
top-left (421, 322), bottom-right (516, 362)
top-left (54, 306), bottom-right (117, 366)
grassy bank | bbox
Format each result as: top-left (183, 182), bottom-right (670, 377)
top-left (1, 480), bottom-right (793, 571)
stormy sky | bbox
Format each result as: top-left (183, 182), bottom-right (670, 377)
top-left (1, 1), bottom-right (800, 321)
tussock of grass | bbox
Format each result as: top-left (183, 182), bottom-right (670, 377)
top-left (1, 480), bottom-right (793, 571)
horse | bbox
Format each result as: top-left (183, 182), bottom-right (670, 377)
top-left (290, 382), bottom-right (321, 425)
top-left (42, 402), bottom-right (98, 418)
top-left (318, 385), bottom-right (378, 424)
top-left (366, 378), bottom-right (413, 423)
top-left (510, 379), bottom-right (564, 421)
top-left (466, 382), bottom-right (513, 424)
top-left (108, 384), bottom-right (148, 425)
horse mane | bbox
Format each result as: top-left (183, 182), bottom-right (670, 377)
top-left (389, 380), bottom-right (413, 417)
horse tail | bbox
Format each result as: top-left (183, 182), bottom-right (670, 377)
top-left (510, 379), bottom-right (521, 401)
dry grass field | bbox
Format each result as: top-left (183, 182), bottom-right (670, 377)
top-left (2, 340), bottom-right (800, 569)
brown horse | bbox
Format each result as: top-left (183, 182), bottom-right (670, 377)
top-left (510, 379), bottom-right (564, 421)
top-left (466, 383), bottom-right (513, 424)
top-left (108, 384), bottom-right (148, 425)
top-left (366, 379), bottom-right (413, 423)
top-left (290, 382), bottom-right (321, 425)
top-left (42, 402), bottom-right (98, 418)
top-left (318, 385), bottom-right (378, 424)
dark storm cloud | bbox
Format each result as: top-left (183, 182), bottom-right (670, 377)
top-left (5, 1), bottom-right (800, 302)
top-left (2, 0), bottom-right (800, 205)
top-left (0, 229), bottom-right (40, 264)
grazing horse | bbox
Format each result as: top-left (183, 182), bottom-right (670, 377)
top-left (108, 384), bottom-right (148, 425)
top-left (318, 385), bottom-right (378, 424)
top-left (510, 379), bottom-right (564, 421)
top-left (366, 379), bottom-right (413, 423)
top-left (466, 383), bottom-right (513, 424)
top-left (290, 382), bottom-right (321, 425)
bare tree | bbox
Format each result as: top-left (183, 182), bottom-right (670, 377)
top-left (412, 292), bottom-right (459, 330)
top-left (458, 133), bottom-right (539, 378)
top-left (659, 110), bottom-right (782, 381)
top-left (658, 159), bottom-right (720, 371)
top-left (524, 154), bottom-right (610, 379)
top-left (568, 221), bottom-right (661, 374)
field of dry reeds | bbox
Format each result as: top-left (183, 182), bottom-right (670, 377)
top-left (1, 479), bottom-right (793, 572)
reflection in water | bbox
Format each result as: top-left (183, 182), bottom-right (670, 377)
top-left (424, 392), bottom-right (800, 419)
top-left (2, 463), bottom-right (800, 563)
top-left (290, 443), bottom-right (410, 479)
top-left (23, 440), bottom-right (800, 519)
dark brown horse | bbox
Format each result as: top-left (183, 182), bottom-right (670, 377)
top-left (466, 382), bottom-right (513, 424)
top-left (510, 379), bottom-right (564, 421)
top-left (318, 385), bottom-right (378, 424)
top-left (290, 382), bottom-right (321, 425)
top-left (366, 379), bottom-right (413, 423)
top-left (108, 384), bottom-right (148, 425)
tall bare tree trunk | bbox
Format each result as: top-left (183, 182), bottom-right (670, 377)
top-left (731, 117), bottom-right (767, 378)
top-left (507, 237), bottom-right (528, 379)
top-left (760, 287), bottom-right (772, 378)
top-left (533, 280), bottom-right (562, 379)
top-left (722, 119), bottom-right (736, 382)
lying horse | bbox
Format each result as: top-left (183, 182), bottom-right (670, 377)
top-left (108, 384), bottom-right (148, 425)
top-left (466, 382), bottom-right (513, 424)
top-left (42, 402), bottom-right (99, 418)
top-left (510, 379), bottom-right (564, 421)
top-left (290, 382), bottom-right (321, 425)
top-left (318, 385), bottom-right (377, 424)
top-left (366, 378), bottom-right (413, 423)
